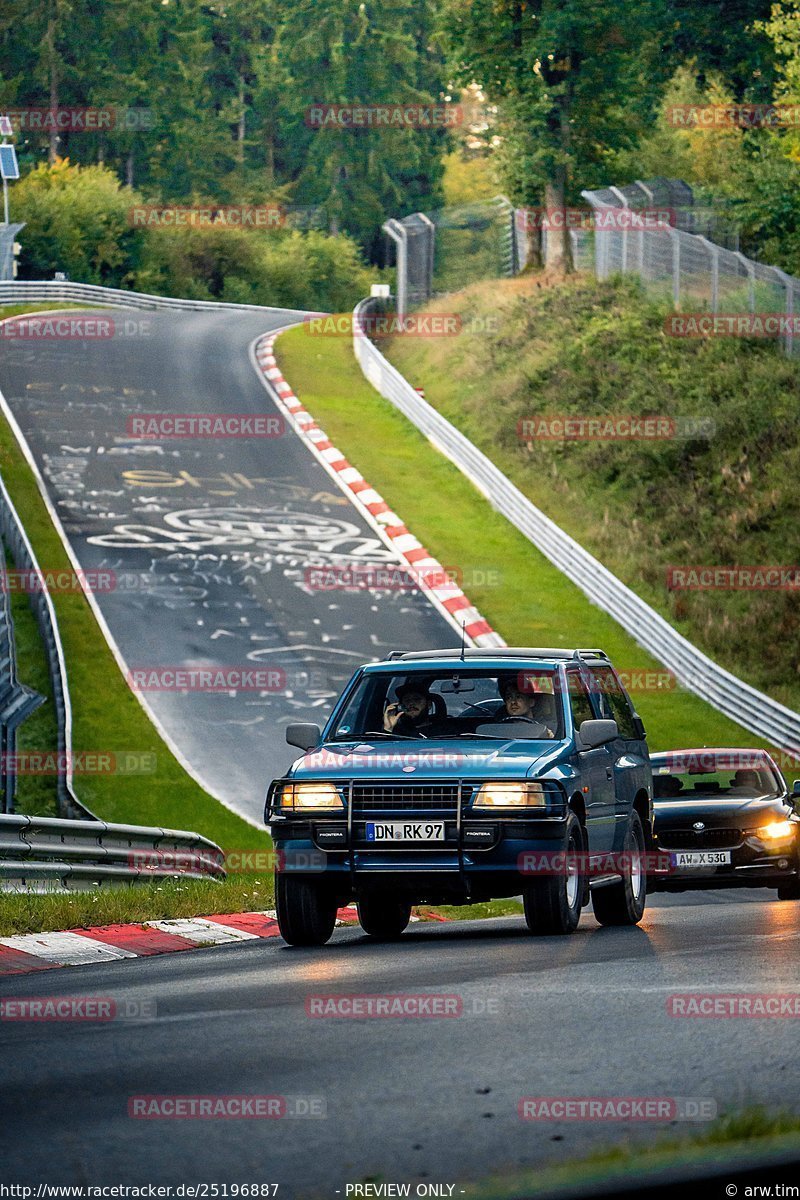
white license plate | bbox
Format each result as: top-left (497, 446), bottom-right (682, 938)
top-left (670, 850), bottom-right (731, 868)
top-left (366, 821), bottom-right (445, 842)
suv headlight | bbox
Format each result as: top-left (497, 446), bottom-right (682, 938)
top-left (276, 783), bottom-right (343, 811)
top-left (474, 782), bottom-right (546, 808)
top-left (756, 819), bottom-right (796, 843)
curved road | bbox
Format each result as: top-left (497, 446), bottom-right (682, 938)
top-left (1, 892), bottom-right (798, 1191)
top-left (0, 309), bottom-right (459, 822)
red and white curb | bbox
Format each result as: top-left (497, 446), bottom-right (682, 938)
top-left (253, 333), bottom-right (504, 649)
top-left (0, 907), bottom-right (449, 976)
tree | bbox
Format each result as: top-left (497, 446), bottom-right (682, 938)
top-left (445, 0), bottom-right (667, 270)
top-left (275, 0), bottom-right (448, 258)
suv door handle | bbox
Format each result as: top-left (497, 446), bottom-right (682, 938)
top-left (606, 767), bottom-right (613, 780)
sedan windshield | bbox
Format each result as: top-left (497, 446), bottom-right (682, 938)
top-left (330, 668), bottom-right (564, 741)
top-left (653, 754), bottom-right (782, 800)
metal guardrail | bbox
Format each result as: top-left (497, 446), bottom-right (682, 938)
top-left (0, 279), bottom-right (310, 314)
top-left (0, 813), bottom-right (225, 891)
top-left (352, 297), bottom-right (800, 757)
top-left (0, 472), bottom-right (90, 819)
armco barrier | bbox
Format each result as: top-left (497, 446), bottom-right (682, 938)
top-left (0, 813), bottom-right (225, 891)
top-left (352, 297), bottom-right (800, 756)
top-left (0, 472), bottom-right (90, 820)
top-left (0, 279), bottom-right (312, 314)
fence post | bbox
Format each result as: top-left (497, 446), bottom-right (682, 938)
top-left (670, 229), bottom-right (681, 309)
top-left (772, 266), bottom-right (795, 357)
top-left (698, 237), bottom-right (720, 312)
top-left (734, 251), bottom-right (756, 312)
top-left (382, 218), bottom-right (408, 321)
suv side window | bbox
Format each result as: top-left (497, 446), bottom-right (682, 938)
top-left (567, 671), bottom-right (595, 730)
top-left (587, 667), bottom-right (638, 739)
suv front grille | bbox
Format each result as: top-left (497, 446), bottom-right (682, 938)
top-left (658, 827), bottom-right (741, 850)
top-left (350, 783), bottom-right (462, 813)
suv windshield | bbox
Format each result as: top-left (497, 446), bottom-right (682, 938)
top-left (330, 668), bottom-right (564, 741)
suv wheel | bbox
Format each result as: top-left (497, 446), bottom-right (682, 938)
top-left (592, 810), bottom-right (647, 927)
top-left (276, 874), bottom-right (338, 946)
top-left (357, 894), bottom-right (412, 939)
top-left (523, 812), bottom-right (585, 936)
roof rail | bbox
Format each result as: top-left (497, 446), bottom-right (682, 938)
top-left (383, 647), bottom-right (610, 662)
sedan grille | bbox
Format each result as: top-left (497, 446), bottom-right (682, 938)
top-left (658, 827), bottom-right (742, 850)
top-left (350, 783), bottom-right (462, 813)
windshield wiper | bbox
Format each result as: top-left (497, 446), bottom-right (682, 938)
top-left (331, 731), bottom-right (424, 742)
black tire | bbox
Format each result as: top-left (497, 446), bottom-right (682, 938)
top-left (357, 893), bottom-right (412, 939)
top-left (276, 874), bottom-right (337, 946)
top-left (523, 812), bottom-right (585, 936)
top-left (777, 878), bottom-right (800, 900)
top-left (592, 810), bottom-right (647, 927)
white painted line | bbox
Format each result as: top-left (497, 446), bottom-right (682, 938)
top-left (147, 918), bottom-right (260, 944)
top-left (0, 931), bottom-right (136, 965)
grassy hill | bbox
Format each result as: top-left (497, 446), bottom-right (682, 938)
top-left (384, 272), bottom-right (800, 718)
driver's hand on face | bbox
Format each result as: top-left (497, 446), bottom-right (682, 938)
top-left (384, 702), bottom-right (404, 732)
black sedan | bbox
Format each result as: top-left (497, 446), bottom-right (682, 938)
top-left (649, 747), bottom-right (800, 899)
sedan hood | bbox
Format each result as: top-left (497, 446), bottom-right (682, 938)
top-left (655, 796), bottom-right (790, 829)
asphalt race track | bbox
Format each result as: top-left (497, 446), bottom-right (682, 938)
top-left (1, 892), bottom-right (798, 1191)
top-left (0, 309), bottom-right (459, 821)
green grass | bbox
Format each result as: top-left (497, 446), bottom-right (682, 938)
top-left (418, 899), bottom-right (523, 921)
top-left (469, 1107), bottom-right (800, 1199)
top-left (385, 272), bottom-right (800, 716)
top-left (4, 548), bottom-right (60, 816)
top-left (0, 309), bottom-right (270, 854)
top-left (0, 875), bottom-right (275, 937)
top-left (275, 327), bottom-right (779, 757)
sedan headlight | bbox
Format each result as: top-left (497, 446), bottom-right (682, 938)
top-left (474, 782), bottom-right (546, 808)
top-left (277, 783), bottom-right (343, 811)
top-left (756, 819), bottom-right (796, 843)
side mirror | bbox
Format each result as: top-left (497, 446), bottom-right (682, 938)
top-left (578, 718), bottom-right (619, 750)
top-left (286, 722), bottom-right (321, 752)
top-left (793, 780), bottom-right (800, 795)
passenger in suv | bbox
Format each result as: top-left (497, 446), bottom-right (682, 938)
top-left (266, 648), bottom-right (653, 945)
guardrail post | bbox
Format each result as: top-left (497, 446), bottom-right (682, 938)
top-left (670, 229), bottom-right (681, 309)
